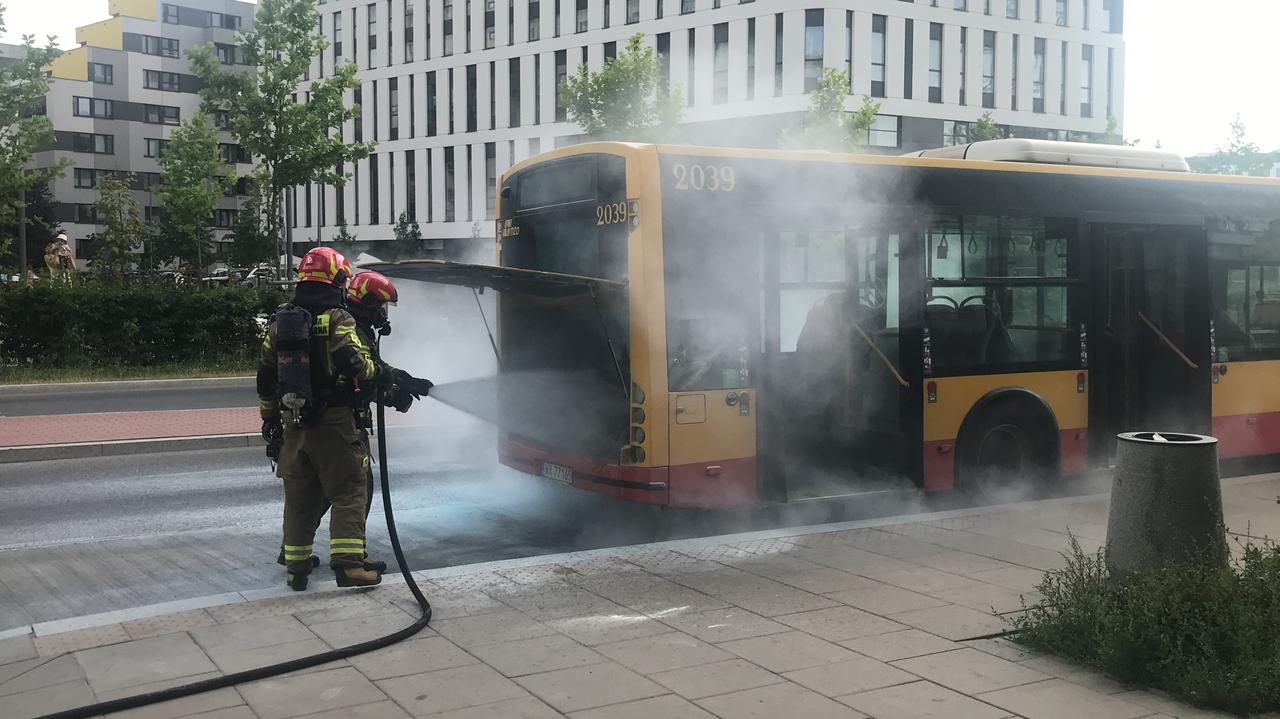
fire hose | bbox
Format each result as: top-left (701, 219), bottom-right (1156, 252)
top-left (38, 391), bottom-right (433, 719)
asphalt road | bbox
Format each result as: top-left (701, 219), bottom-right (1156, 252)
top-left (0, 378), bottom-right (255, 416)
top-left (0, 419), bottom-right (1041, 631)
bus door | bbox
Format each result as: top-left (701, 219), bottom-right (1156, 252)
top-left (759, 221), bottom-right (915, 500)
top-left (1090, 224), bottom-right (1211, 462)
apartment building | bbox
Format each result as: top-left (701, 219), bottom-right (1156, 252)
top-left (291, 0), bottom-right (1125, 255)
top-left (36, 0), bottom-right (255, 267)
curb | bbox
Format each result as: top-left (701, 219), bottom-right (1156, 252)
top-left (0, 376), bottom-right (254, 397)
top-left (0, 433), bottom-right (263, 464)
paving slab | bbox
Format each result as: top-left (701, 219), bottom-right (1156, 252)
top-left (432, 610), bottom-right (556, 648)
top-left (424, 696), bottom-right (564, 718)
top-left (8, 678), bottom-right (98, 719)
top-left (0, 653), bottom-right (86, 697)
top-left (594, 631), bottom-right (732, 675)
top-left (468, 633), bottom-right (606, 677)
top-left (840, 629), bottom-right (962, 662)
top-left (887, 603), bottom-right (1009, 641)
top-left (649, 658), bottom-right (785, 700)
top-left (568, 693), bottom-right (719, 719)
top-left (101, 686), bottom-right (244, 719)
top-left (0, 634), bottom-right (37, 665)
top-left (782, 655), bottom-right (918, 697)
top-left (654, 607), bottom-right (789, 644)
top-left (891, 647), bottom-right (1051, 695)
top-left (838, 679), bottom-right (1010, 719)
top-left (824, 580), bottom-right (952, 616)
top-left (377, 663), bottom-right (529, 715)
top-left (546, 611), bottom-right (673, 647)
top-left (774, 606), bottom-right (908, 642)
top-left (696, 680), bottom-right (869, 719)
top-left (239, 666), bottom-right (389, 719)
top-left (514, 660), bottom-right (666, 713)
top-left (719, 630), bottom-right (860, 673)
top-left (346, 635), bottom-right (478, 681)
top-left (75, 631), bottom-right (219, 694)
top-left (978, 678), bottom-right (1151, 719)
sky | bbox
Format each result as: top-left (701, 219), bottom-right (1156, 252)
top-left (0, 0), bottom-right (1274, 156)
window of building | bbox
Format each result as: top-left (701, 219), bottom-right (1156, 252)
top-left (509, 0), bottom-right (515, 44)
top-left (333, 11), bottom-right (343, 59)
top-left (408, 74), bottom-right (416, 137)
top-left (1010, 34), bottom-right (1018, 111)
top-left (554, 49), bottom-right (567, 121)
top-left (443, 147), bottom-right (455, 221)
top-left (772, 14), bottom-right (782, 96)
top-left (372, 82), bottom-right (379, 141)
top-left (73, 96), bottom-right (113, 119)
top-left (219, 144), bottom-right (249, 163)
top-left (943, 120), bottom-right (969, 145)
top-left (959, 26), bottom-right (967, 104)
top-left (626, 0), bottom-right (639, 23)
top-left (509, 59), bottom-right (521, 126)
top-left (871, 14), bottom-right (886, 98)
top-left (1006, 0), bottom-right (1018, 18)
top-left (844, 11), bottom-right (852, 91)
top-left (89, 62), bottom-right (113, 84)
top-left (604, 40), bottom-right (616, 60)
top-left (528, 0), bottom-right (540, 40)
top-left (1103, 0), bottom-right (1123, 33)
top-left (687, 29), bottom-right (696, 106)
top-left (209, 11), bottom-right (241, 29)
top-left (1080, 44), bottom-right (1093, 117)
top-left (405, 1), bottom-right (415, 61)
top-left (1055, 0), bottom-right (1066, 26)
top-left (747, 18), bottom-right (756, 100)
top-left (656, 32), bottom-right (670, 90)
top-left (143, 36), bottom-right (180, 58)
top-left (466, 65), bottom-right (477, 132)
top-left (1059, 41), bottom-right (1067, 113)
top-left (903, 18), bottom-right (914, 98)
top-left (215, 44), bottom-right (241, 65)
top-left (868, 114), bottom-right (899, 147)
top-left (575, 0), bottom-right (587, 31)
top-left (603, 0), bottom-right (611, 28)
top-left (213, 209), bottom-right (238, 228)
top-left (74, 168), bottom-right (102, 189)
top-left (489, 62), bottom-right (496, 129)
top-left (554, 0), bottom-right (560, 36)
top-left (713, 22), bottom-right (729, 103)
top-left (368, 3), bottom-right (378, 67)
top-left (144, 138), bottom-right (169, 158)
top-left (982, 30), bottom-right (995, 108)
top-left (368, 154), bottom-right (380, 225)
top-left (681, 0), bottom-right (693, 14)
top-left (486, 0), bottom-right (497, 47)
top-left (144, 69), bottom-right (181, 91)
top-left (426, 72), bottom-right (438, 135)
top-left (485, 142), bottom-right (497, 218)
top-left (138, 172), bottom-right (163, 191)
top-left (1106, 46), bottom-right (1115, 120)
top-left (389, 77), bottom-right (400, 140)
top-left (73, 133), bottom-right (113, 154)
top-left (534, 54), bottom-right (542, 123)
top-left (955, 0), bottom-right (967, 8)
top-left (803, 10), bottom-right (823, 93)
top-left (443, 0), bottom-right (454, 53)
top-left (466, 0), bottom-right (473, 50)
top-left (163, 3), bottom-right (179, 23)
top-left (1033, 37), bottom-right (1045, 112)
top-left (928, 22), bottom-right (942, 103)
top-left (76, 204), bottom-right (100, 224)
top-left (656, 0), bottom-right (662, 19)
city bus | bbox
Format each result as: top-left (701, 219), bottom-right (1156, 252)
top-left (373, 140), bottom-right (1280, 508)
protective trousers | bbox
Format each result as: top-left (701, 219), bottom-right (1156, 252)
top-left (278, 407), bottom-right (371, 574)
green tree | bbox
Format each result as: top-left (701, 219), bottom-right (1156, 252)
top-left (781, 69), bottom-right (880, 152)
top-left (393, 210), bottom-right (423, 259)
top-left (228, 181), bottom-right (276, 268)
top-left (969, 111), bottom-right (1002, 142)
top-left (155, 111), bottom-right (233, 272)
top-left (560, 33), bottom-right (683, 141)
top-left (189, 0), bottom-right (372, 273)
top-left (1188, 117), bottom-right (1276, 176)
top-left (0, 181), bottom-right (59, 271)
top-left (90, 173), bottom-right (145, 275)
top-left (0, 7), bottom-right (69, 260)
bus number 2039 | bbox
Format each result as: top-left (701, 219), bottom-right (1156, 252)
top-left (596, 202), bottom-right (629, 225)
top-left (672, 163), bottom-right (736, 192)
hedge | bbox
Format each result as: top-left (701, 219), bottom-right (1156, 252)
top-left (0, 281), bottom-right (286, 368)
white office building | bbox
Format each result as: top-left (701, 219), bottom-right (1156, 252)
top-left (293, 0), bottom-right (1125, 256)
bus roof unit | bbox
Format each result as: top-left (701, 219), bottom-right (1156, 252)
top-left (905, 139), bottom-right (1191, 173)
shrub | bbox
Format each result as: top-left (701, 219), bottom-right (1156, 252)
top-left (1013, 536), bottom-right (1280, 716)
top-left (0, 279), bottom-right (285, 369)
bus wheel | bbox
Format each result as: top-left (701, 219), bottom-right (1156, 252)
top-left (956, 400), bottom-right (1058, 500)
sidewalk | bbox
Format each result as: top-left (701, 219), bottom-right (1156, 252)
top-left (4, 477), bottom-right (1276, 719)
top-left (0, 407), bottom-right (260, 447)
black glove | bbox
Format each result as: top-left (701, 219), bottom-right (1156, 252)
top-left (393, 369), bottom-right (434, 399)
top-left (391, 388), bottom-right (415, 413)
top-left (262, 417), bottom-right (283, 463)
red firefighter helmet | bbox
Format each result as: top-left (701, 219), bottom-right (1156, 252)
top-left (296, 247), bottom-right (353, 287)
top-left (347, 271), bottom-right (399, 307)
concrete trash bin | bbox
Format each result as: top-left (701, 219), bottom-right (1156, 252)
top-left (1105, 432), bottom-right (1228, 577)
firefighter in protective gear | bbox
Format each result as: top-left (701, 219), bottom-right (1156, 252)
top-left (258, 247), bottom-right (385, 591)
top-left (274, 271), bottom-right (432, 572)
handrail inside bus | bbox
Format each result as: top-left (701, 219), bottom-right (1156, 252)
top-left (852, 322), bottom-right (910, 388)
top-left (1137, 312), bottom-right (1200, 370)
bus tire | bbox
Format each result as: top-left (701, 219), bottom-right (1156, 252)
top-left (955, 392), bottom-right (1059, 500)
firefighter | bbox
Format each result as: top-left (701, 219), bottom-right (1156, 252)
top-left (273, 270), bottom-right (432, 572)
top-left (258, 247), bottom-right (385, 591)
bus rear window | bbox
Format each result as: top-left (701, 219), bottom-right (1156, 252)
top-left (502, 154), bottom-right (629, 281)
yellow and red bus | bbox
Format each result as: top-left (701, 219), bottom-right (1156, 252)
top-left (376, 140), bottom-right (1280, 508)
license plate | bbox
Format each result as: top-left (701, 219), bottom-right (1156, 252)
top-left (541, 462), bottom-right (573, 484)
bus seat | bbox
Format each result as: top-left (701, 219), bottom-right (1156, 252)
top-left (1252, 301), bottom-right (1280, 330)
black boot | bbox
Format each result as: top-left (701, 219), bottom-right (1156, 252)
top-left (286, 570), bottom-right (310, 591)
top-left (362, 553), bottom-right (387, 572)
top-left (333, 564), bottom-right (382, 587)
